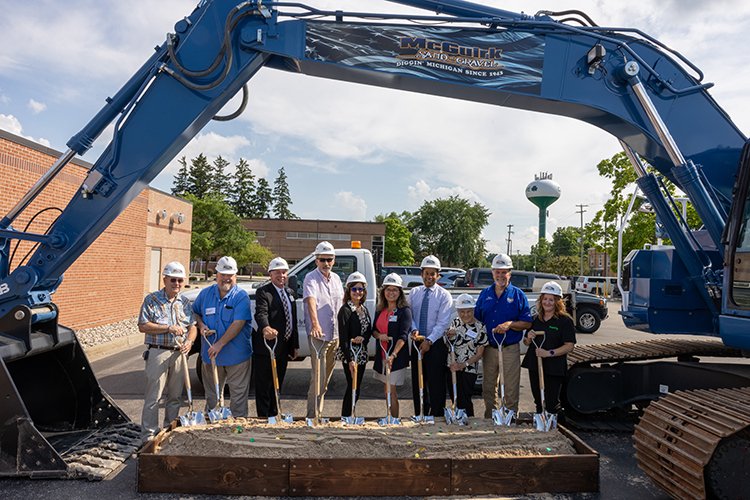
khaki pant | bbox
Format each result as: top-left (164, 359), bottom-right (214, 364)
top-left (306, 336), bottom-right (339, 418)
top-left (201, 358), bottom-right (252, 418)
top-left (141, 348), bottom-right (185, 437)
top-left (482, 343), bottom-right (521, 417)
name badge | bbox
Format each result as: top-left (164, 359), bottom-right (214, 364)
top-left (205, 307), bottom-right (216, 316)
top-left (389, 315), bottom-right (398, 322)
top-left (466, 330), bottom-right (478, 339)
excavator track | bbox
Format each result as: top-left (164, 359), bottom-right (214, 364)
top-left (564, 339), bottom-right (745, 431)
top-left (567, 338), bottom-right (741, 367)
top-left (633, 387), bottom-right (750, 500)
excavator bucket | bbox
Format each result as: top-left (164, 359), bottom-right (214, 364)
top-left (0, 305), bottom-right (141, 480)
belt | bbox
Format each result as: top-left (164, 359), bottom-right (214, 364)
top-left (148, 344), bottom-right (180, 351)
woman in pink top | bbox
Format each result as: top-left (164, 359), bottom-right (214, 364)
top-left (372, 273), bottom-right (412, 419)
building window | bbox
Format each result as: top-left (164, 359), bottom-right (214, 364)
top-left (286, 232), bottom-right (351, 241)
top-left (255, 231), bottom-right (266, 238)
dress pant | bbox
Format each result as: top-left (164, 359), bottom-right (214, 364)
top-left (141, 348), bottom-right (185, 437)
top-left (481, 343), bottom-right (521, 417)
top-left (341, 361), bottom-right (367, 417)
top-left (306, 336), bottom-right (339, 418)
top-left (201, 358), bottom-right (252, 417)
top-left (446, 369), bottom-right (478, 417)
top-left (411, 339), bottom-right (447, 417)
top-left (253, 352), bottom-right (290, 418)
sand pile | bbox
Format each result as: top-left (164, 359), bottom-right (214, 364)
top-left (157, 418), bottom-right (576, 459)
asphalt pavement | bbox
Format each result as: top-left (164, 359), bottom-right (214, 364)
top-left (1, 304), bottom-right (673, 499)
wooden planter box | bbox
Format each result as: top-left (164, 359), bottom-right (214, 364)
top-left (137, 422), bottom-right (598, 496)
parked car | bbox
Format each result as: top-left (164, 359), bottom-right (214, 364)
top-left (455, 268), bottom-right (560, 292)
top-left (575, 276), bottom-right (620, 297)
top-left (380, 265), bottom-right (424, 287)
top-left (437, 271), bottom-right (463, 288)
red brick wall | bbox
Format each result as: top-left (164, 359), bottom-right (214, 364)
top-left (0, 131), bottom-right (190, 330)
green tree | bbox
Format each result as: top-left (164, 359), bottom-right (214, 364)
top-left (186, 154), bottom-right (212, 199)
top-left (209, 155), bottom-right (232, 201)
top-left (272, 167), bottom-right (298, 219)
top-left (252, 177), bottom-right (273, 218)
top-left (550, 226), bottom-right (580, 256)
top-left (236, 240), bottom-right (274, 274)
top-left (375, 213), bottom-right (415, 265)
top-left (187, 194), bottom-right (255, 277)
top-left (171, 156), bottom-right (190, 196)
top-left (409, 196), bottom-right (490, 267)
top-left (231, 158), bottom-right (256, 218)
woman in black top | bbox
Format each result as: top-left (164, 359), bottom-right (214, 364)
top-left (337, 272), bottom-right (373, 418)
top-left (522, 281), bottom-right (576, 418)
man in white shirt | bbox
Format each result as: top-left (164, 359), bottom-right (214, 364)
top-left (303, 241), bottom-right (344, 419)
top-left (408, 255), bottom-right (454, 417)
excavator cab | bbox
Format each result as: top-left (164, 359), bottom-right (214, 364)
top-left (0, 304), bottom-right (140, 479)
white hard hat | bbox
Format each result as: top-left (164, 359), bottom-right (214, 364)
top-left (267, 257), bottom-right (289, 272)
top-left (420, 255), bottom-right (441, 270)
top-left (454, 293), bottom-right (476, 310)
top-left (215, 256), bottom-right (238, 275)
top-left (540, 281), bottom-right (563, 297)
top-left (382, 273), bottom-right (403, 288)
top-left (162, 261), bottom-right (186, 278)
top-left (491, 253), bottom-right (513, 270)
top-left (314, 241), bottom-right (335, 255)
top-left (346, 271), bottom-right (367, 286)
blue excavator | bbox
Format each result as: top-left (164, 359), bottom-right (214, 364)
top-left (0, 0), bottom-right (748, 496)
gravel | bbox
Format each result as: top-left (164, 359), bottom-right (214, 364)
top-left (76, 317), bottom-right (140, 348)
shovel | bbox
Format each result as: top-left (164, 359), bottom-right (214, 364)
top-left (178, 346), bottom-right (206, 426)
top-left (410, 335), bottom-right (434, 424)
top-left (444, 336), bottom-right (468, 425)
top-left (492, 332), bottom-right (515, 426)
top-left (306, 338), bottom-right (330, 427)
top-left (378, 337), bottom-right (400, 426)
top-left (265, 337), bottom-right (293, 424)
top-left (342, 343), bottom-right (365, 425)
top-left (204, 331), bottom-right (231, 423)
top-left (531, 333), bottom-right (556, 432)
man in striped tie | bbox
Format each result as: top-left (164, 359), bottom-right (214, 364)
top-left (408, 255), bottom-right (454, 417)
top-left (253, 257), bottom-right (299, 418)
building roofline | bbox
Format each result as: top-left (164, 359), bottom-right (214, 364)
top-left (243, 217), bottom-right (385, 226)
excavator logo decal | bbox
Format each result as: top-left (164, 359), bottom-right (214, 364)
top-left (306, 24), bottom-right (544, 92)
top-left (0, 283), bottom-right (8, 296)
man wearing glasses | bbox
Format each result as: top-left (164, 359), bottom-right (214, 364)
top-left (138, 261), bottom-right (196, 439)
top-left (193, 256), bottom-right (254, 417)
top-left (303, 241), bottom-right (344, 420)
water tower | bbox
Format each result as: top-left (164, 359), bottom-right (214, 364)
top-left (525, 172), bottom-right (561, 241)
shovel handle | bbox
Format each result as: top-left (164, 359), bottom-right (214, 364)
top-left (181, 352), bottom-right (191, 394)
top-left (352, 362), bottom-right (358, 391)
top-left (450, 349), bottom-right (459, 411)
top-left (270, 356), bottom-right (280, 391)
top-left (537, 355), bottom-right (546, 409)
top-left (211, 357), bottom-right (225, 407)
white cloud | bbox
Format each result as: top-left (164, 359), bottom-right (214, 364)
top-left (28, 99), bottom-right (46, 114)
top-left (407, 180), bottom-right (484, 205)
top-left (0, 114), bottom-right (51, 147)
top-left (334, 191), bottom-right (367, 221)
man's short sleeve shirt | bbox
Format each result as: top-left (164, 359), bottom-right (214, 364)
top-left (192, 284), bottom-right (253, 365)
top-left (474, 283), bottom-right (532, 347)
top-left (138, 288), bottom-right (193, 346)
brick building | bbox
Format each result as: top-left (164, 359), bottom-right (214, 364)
top-left (243, 218), bottom-right (385, 266)
top-left (0, 129), bottom-right (192, 330)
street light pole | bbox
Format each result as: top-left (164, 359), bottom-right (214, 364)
top-left (576, 204), bottom-right (588, 275)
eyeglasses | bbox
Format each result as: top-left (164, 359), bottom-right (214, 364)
top-left (318, 258), bottom-right (334, 263)
top-left (350, 287), bottom-right (365, 293)
top-left (169, 278), bottom-right (184, 283)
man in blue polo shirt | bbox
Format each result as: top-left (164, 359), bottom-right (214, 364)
top-left (193, 256), bottom-right (253, 417)
top-left (474, 253), bottom-right (532, 419)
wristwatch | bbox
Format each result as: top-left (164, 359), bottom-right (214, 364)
top-left (549, 350), bottom-right (555, 357)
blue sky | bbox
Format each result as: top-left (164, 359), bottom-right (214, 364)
top-left (2, 0), bottom-right (749, 254)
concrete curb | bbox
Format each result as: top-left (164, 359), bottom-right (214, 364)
top-left (83, 332), bottom-right (145, 362)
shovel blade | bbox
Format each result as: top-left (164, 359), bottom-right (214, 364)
top-left (444, 408), bottom-right (456, 425)
top-left (455, 409), bottom-right (468, 425)
top-left (546, 413), bottom-right (557, 431)
top-left (180, 411), bottom-right (206, 427)
top-left (377, 416), bottom-right (400, 426)
top-left (533, 413), bottom-right (549, 432)
top-left (268, 416), bottom-right (278, 425)
top-left (282, 413), bottom-right (294, 424)
top-left (342, 416), bottom-right (365, 425)
top-left (208, 407), bottom-right (232, 424)
top-left (492, 407), bottom-right (515, 426)
top-left (410, 415), bottom-right (435, 424)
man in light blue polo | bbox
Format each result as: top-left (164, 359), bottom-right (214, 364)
top-left (474, 253), bottom-right (532, 418)
top-left (303, 241), bottom-right (344, 419)
top-left (193, 256), bottom-right (253, 417)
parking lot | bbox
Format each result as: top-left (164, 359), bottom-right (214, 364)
top-left (2, 303), bottom-right (675, 499)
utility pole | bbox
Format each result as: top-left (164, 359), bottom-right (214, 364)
top-left (576, 204), bottom-right (588, 276)
top-left (506, 224), bottom-right (514, 255)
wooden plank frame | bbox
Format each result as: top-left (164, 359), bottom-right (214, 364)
top-left (138, 423), bottom-right (598, 496)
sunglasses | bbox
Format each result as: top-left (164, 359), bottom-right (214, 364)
top-left (318, 258), bottom-right (334, 263)
top-left (350, 287), bottom-right (365, 293)
top-left (169, 278), bottom-right (184, 283)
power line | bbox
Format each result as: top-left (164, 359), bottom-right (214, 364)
top-left (576, 204), bottom-right (588, 275)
